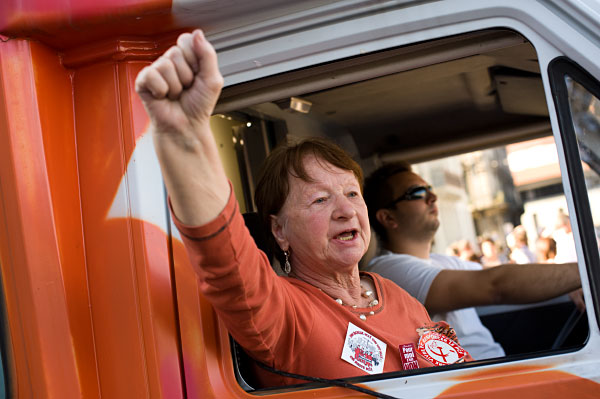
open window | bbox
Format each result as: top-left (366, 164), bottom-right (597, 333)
top-left (211, 28), bottom-right (590, 393)
top-left (411, 137), bottom-right (588, 356)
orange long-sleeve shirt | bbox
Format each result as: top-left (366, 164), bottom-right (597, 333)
top-left (173, 190), bottom-right (439, 387)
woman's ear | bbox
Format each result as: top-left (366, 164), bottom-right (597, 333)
top-left (270, 214), bottom-right (289, 251)
top-left (376, 208), bottom-right (398, 230)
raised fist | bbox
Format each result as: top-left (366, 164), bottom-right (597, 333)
top-left (135, 30), bottom-right (224, 138)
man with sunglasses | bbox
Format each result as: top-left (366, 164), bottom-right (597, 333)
top-left (363, 162), bottom-right (582, 360)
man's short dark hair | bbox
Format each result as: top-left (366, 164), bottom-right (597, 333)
top-left (363, 161), bottom-right (412, 244)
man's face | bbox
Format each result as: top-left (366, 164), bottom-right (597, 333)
top-left (386, 171), bottom-right (440, 239)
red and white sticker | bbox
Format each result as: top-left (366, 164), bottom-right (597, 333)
top-left (417, 331), bottom-right (468, 366)
top-left (341, 322), bottom-right (387, 374)
top-left (399, 343), bottom-right (419, 370)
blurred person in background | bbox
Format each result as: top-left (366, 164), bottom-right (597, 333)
top-left (456, 239), bottom-right (480, 263)
top-left (509, 225), bottom-right (537, 264)
top-left (535, 236), bottom-right (557, 263)
top-left (480, 237), bottom-right (508, 267)
top-left (552, 209), bottom-right (578, 264)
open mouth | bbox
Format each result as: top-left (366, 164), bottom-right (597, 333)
top-left (336, 230), bottom-right (358, 241)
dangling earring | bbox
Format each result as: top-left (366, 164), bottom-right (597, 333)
top-left (283, 250), bottom-right (291, 274)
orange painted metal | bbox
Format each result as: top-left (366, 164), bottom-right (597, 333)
top-left (0, 0), bottom-right (176, 49)
top-left (0, 34), bottom-right (187, 397)
top-left (439, 366), bottom-right (600, 398)
top-left (1, 2), bottom-right (600, 398)
top-left (0, 39), bottom-right (85, 398)
top-left (71, 50), bottom-right (183, 396)
top-left (31, 40), bottom-right (101, 398)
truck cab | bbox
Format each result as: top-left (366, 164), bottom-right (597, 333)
top-left (1, 1), bottom-right (600, 397)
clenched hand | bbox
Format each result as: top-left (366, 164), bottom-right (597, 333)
top-left (135, 29), bottom-right (223, 140)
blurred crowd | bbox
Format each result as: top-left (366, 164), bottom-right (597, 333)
top-left (447, 209), bottom-right (578, 267)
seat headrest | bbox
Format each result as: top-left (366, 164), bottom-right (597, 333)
top-left (243, 212), bottom-right (274, 263)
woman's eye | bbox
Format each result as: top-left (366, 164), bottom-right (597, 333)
top-left (348, 191), bottom-right (358, 198)
top-left (314, 197), bottom-right (326, 204)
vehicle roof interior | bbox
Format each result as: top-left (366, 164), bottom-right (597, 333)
top-left (219, 29), bottom-right (552, 163)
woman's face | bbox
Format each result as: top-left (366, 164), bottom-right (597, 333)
top-left (271, 156), bottom-right (370, 275)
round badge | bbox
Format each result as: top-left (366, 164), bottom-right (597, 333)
top-left (417, 331), bottom-right (467, 366)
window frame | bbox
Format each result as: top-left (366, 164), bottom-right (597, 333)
top-left (548, 56), bottom-right (600, 329)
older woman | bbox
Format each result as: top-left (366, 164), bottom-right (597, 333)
top-left (135, 30), bottom-right (468, 387)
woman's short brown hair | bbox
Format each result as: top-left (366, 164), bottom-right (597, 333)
top-left (254, 138), bottom-right (363, 257)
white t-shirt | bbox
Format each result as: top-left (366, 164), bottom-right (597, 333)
top-left (367, 251), bottom-right (505, 360)
top-left (552, 230), bottom-right (578, 263)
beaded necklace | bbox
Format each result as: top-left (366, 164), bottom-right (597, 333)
top-left (333, 278), bottom-right (379, 320)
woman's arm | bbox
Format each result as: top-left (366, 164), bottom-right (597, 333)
top-left (136, 32), bottom-right (311, 363)
top-left (135, 30), bottom-right (229, 226)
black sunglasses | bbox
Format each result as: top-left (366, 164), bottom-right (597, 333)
top-left (386, 185), bottom-right (434, 207)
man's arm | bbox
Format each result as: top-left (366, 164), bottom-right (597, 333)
top-left (424, 262), bottom-right (581, 315)
top-left (135, 30), bottom-right (229, 226)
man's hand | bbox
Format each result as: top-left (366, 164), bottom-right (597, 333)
top-left (135, 29), bottom-right (224, 143)
top-left (568, 288), bottom-right (586, 313)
